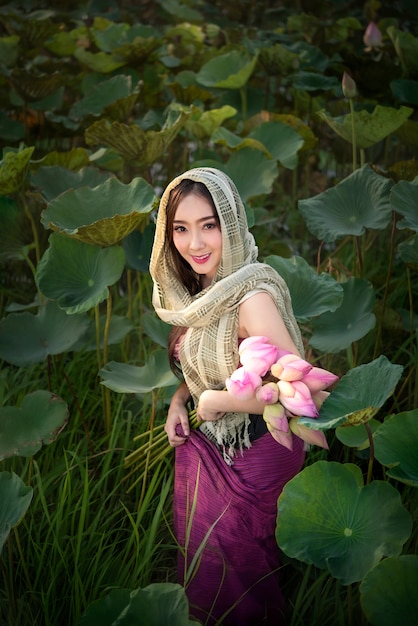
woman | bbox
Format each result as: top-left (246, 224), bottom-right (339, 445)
top-left (149, 167), bottom-right (305, 625)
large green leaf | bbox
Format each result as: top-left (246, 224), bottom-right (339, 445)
top-left (0, 35), bottom-right (19, 67)
top-left (0, 147), bottom-right (35, 196)
top-left (0, 472), bottom-right (33, 552)
top-left (41, 176), bottom-right (156, 246)
top-left (390, 177), bottom-right (418, 232)
top-left (36, 234), bottom-right (125, 314)
top-left (0, 390), bottom-right (68, 460)
top-left (85, 106), bottom-right (191, 168)
top-left (69, 74), bottom-right (136, 120)
top-left (77, 583), bottom-right (195, 626)
top-left (335, 418), bottom-right (381, 450)
top-left (224, 148), bottom-right (278, 202)
top-left (398, 234), bottom-right (418, 273)
top-left (196, 49), bottom-right (258, 89)
top-left (31, 166), bottom-right (112, 202)
top-left (141, 312), bottom-right (171, 348)
top-left (299, 356), bottom-right (403, 431)
top-left (373, 410), bottom-right (418, 486)
top-left (74, 47), bottom-right (127, 73)
top-left (71, 314), bottom-right (134, 352)
top-left (317, 105), bottom-right (413, 148)
top-left (248, 121), bottom-right (304, 169)
top-left (360, 555), bottom-right (418, 626)
top-left (99, 350), bottom-right (177, 394)
top-left (298, 164), bottom-right (393, 243)
top-left (277, 461), bottom-right (412, 585)
top-left (213, 121), bottom-right (305, 170)
top-left (309, 277), bottom-right (376, 353)
top-left (387, 26), bottom-right (418, 75)
top-left (0, 300), bottom-right (90, 366)
top-left (186, 105), bottom-right (237, 140)
top-left (265, 255), bottom-right (344, 322)
top-left (122, 222), bottom-right (155, 272)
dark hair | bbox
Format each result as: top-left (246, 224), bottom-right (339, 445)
top-left (165, 178), bottom-right (219, 377)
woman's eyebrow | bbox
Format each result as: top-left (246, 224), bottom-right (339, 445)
top-left (173, 215), bottom-right (215, 223)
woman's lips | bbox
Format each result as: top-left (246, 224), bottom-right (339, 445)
top-left (191, 254), bottom-right (210, 264)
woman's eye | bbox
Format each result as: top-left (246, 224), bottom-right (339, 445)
top-left (174, 226), bottom-right (186, 233)
top-left (204, 222), bottom-right (216, 229)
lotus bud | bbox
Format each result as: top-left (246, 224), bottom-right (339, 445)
top-left (278, 380), bottom-right (319, 418)
top-left (225, 367), bottom-right (262, 400)
top-left (301, 367), bottom-right (339, 393)
top-left (256, 381), bottom-right (279, 404)
top-left (263, 402), bottom-right (289, 432)
top-left (271, 353), bottom-right (312, 382)
top-left (239, 336), bottom-right (279, 377)
top-left (289, 418), bottom-right (329, 450)
top-left (363, 21), bottom-right (382, 51)
top-left (342, 71), bottom-right (357, 99)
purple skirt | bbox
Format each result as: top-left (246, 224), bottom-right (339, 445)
top-left (174, 428), bottom-right (305, 625)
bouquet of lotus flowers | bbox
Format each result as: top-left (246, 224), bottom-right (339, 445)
top-left (225, 336), bottom-right (339, 450)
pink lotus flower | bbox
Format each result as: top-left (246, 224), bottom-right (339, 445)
top-left (270, 352), bottom-right (312, 382)
top-left (225, 366), bottom-right (262, 400)
top-left (263, 402), bottom-right (289, 432)
top-left (277, 380), bottom-right (319, 418)
top-left (301, 367), bottom-right (339, 393)
top-left (267, 423), bottom-right (294, 451)
top-left (238, 336), bottom-right (279, 377)
top-left (289, 418), bottom-right (329, 450)
top-left (312, 390), bottom-right (330, 410)
top-left (363, 21), bottom-right (382, 51)
top-left (256, 381), bottom-right (279, 404)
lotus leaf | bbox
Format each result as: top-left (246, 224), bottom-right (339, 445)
top-left (374, 410), bottom-right (418, 486)
top-left (277, 461), bottom-right (412, 585)
top-left (309, 277), bottom-right (376, 353)
top-left (387, 26), bottom-right (418, 75)
top-left (196, 49), bottom-right (258, 90)
top-left (99, 350), bottom-right (177, 394)
top-left (397, 235), bottom-right (418, 273)
top-left (265, 255), bottom-right (344, 322)
top-left (0, 300), bottom-right (90, 366)
top-left (0, 390), bottom-right (68, 460)
top-left (186, 105), bottom-right (237, 140)
top-left (0, 147), bottom-right (34, 195)
top-left (69, 74), bottom-right (135, 120)
top-left (74, 47), bottom-right (127, 73)
top-left (317, 105), bottom-right (413, 149)
top-left (36, 234), bottom-right (125, 314)
top-left (299, 356), bottom-right (403, 431)
top-left (298, 164), bottom-right (393, 243)
top-left (41, 176), bottom-right (156, 246)
top-left (85, 108), bottom-right (190, 167)
top-left (31, 166), bottom-right (112, 202)
top-left (360, 556), bottom-right (418, 626)
top-left (390, 178), bottom-right (418, 231)
top-left (77, 583), bottom-right (195, 626)
top-left (0, 472), bottom-right (33, 552)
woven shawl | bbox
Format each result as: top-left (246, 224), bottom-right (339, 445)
top-left (149, 167), bottom-right (303, 461)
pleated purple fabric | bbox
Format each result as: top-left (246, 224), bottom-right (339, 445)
top-left (174, 429), bottom-right (305, 625)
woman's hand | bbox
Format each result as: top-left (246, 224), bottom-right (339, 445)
top-left (165, 382), bottom-right (191, 447)
top-left (197, 389), bottom-right (226, 422)
top-left (165, 401), bottom-right (190, 447)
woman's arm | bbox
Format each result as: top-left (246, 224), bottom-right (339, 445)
top-left (165, 381), bottom-right (192, 446)
top-left (197, 291), bottom-right (301, 421)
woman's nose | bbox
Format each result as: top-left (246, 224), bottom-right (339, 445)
top-left (190, 230), bottom-right (204, 250)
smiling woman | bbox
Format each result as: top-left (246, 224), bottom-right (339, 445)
top-left (149, 167), bottom-right (305, 625)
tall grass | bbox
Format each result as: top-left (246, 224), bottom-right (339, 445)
top-left (0, 351), bottom-right (176, 626)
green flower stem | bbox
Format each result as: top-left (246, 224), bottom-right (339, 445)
top-left (349, 99), bottom-right (357, 171)
top-left (103, 288), bottom-right (112, 433)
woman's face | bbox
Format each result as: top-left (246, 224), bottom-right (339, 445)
top-left (172, 192), bottom-right (222, 288)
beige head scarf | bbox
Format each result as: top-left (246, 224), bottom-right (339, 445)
top-left (150, 167), bottom-right (303, 461)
